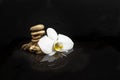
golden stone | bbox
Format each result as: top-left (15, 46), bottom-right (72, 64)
top-left (21, 24), bottom-right (45, 54)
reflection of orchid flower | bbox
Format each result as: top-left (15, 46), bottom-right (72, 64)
top-left (38, 28), bottom-right (74, 56)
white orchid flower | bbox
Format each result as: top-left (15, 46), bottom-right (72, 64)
top-left (38, 28), bottom-right (74, 56)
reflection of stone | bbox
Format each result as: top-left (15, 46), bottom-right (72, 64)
top-left (21, 24), bottom-right (45, 54)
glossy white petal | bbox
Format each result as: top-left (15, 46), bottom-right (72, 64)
top-left (38, 35), bottom-right (54, 54)
top-left (47, 28), bottom-right (58, 41)
top-left (57, 34), bottom-right (74, 52)
top-left (48, 51), bottom-right (56, 56)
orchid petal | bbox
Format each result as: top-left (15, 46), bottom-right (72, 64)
top-left (38, 36), bottom-right (54, 54)
top-left (48, 51), bottom-right (56, 56)
top-left (47, 28), bottom-right (58, 41)
top-left (57, 34), bottom-right (74, 52)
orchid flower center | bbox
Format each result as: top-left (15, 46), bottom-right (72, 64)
top-left (54, 42), bottom-right (63, 51)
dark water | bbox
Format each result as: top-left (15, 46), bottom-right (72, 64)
top-left (0, 40), bottom-right (120, 80)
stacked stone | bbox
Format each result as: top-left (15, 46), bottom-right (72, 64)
top-left (22, 24), bottom-right (45, 54)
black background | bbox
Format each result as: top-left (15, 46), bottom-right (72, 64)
top-left (0, 0), bottom-right (120, 80)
